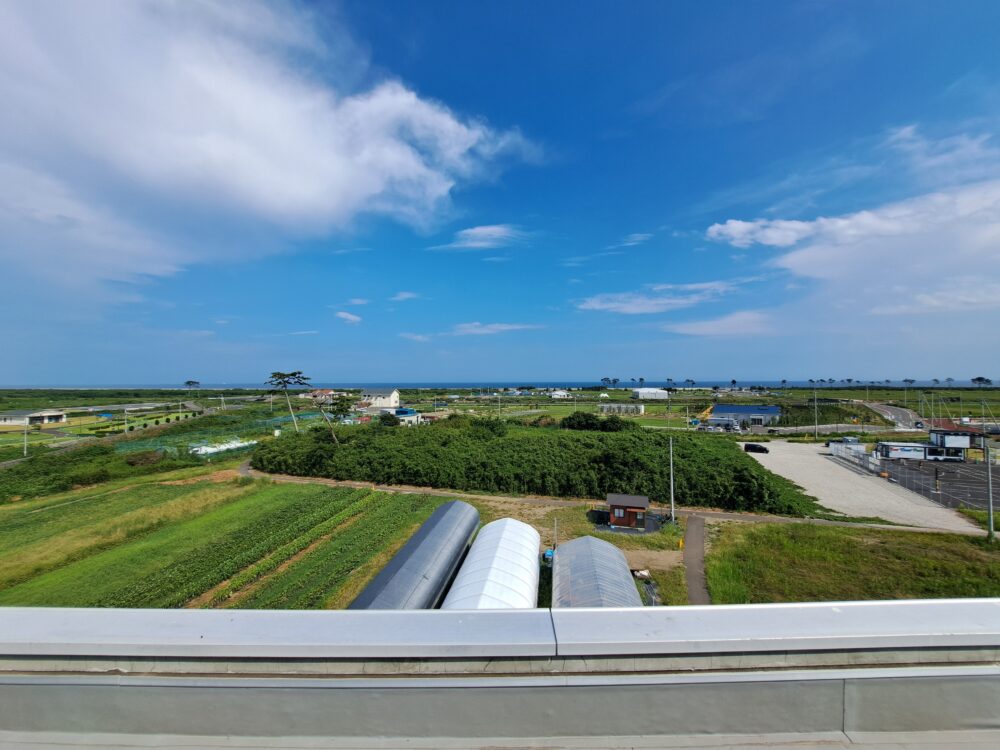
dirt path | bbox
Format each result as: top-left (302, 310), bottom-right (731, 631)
top-left (240, 462), bottom-right (979, 535)
top-left (748, 441), bottom-right (981, 534)
top-left (683, 515), bottom-right (710, 605)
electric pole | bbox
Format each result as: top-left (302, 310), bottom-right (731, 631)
top-left (669, 436), bottom-right (676, 525)
top-left (984, 400), bottom-right (995, 543)
top-left (813, 386), bottom-right (819, 439)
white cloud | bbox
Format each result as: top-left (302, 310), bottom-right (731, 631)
top-left (665, 311), bottom-right (773, 336)
top-left (451, 322), bottom-right (542, 335)
top-left (0, 1), bottom-right (536, 295)
top-left (346, 298), bottom-right (368, 305)
top-left (706, 218), bottom-right (816, 248)
top-left (607, 232), bottom-right (653, 248)
top-left (335, 311), bottom-right (361, 324)
top-left (288, 330), bottom-right (318, 335)
top-left (390, 291), bottom-right (419, 302)
top-left (482, 256), bottom-right (510, 262)
top-left (431, 224), bottom-right (527, 250)
top-left (577, 280), bottom-right (742, 314)
top-left (399, 332), bottom-right (431, 342)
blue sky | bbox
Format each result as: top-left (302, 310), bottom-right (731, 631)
top-left (1, 0), bottom-right (999, 384)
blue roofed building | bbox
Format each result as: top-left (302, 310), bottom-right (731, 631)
top-left (708, 404), bottom-right (782, 429)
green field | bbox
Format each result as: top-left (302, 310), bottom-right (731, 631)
top-left (0, 470), bottom-right (448, 609)
top-left (705, 522), bottom-right (1000, 603)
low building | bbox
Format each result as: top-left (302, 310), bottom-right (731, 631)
top-left (552, 536), bottom-right (642, 608)
top-left (600, 403), bottom-right (644, 415)
top-left (877, 430), bottom-right (969, 462)
top-left (709, 404), bottom-right (781, 427)
top-left (359, 388), bottom-right (400, 410)
top-left (606, 493), bottom-right (650, 529)
top-left (550, 390), bottom-right (570, 399)
top-left (0, 409), bottom-right (67, 427)
top-left (631, 388), bottom-right (671, 400)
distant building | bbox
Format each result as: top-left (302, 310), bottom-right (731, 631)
top-left (606, 493), bottom-right (650, 529)
top-left (631, 388), bottom-right (671, 400)
top-left (600, 403), bottom-right (644, 415)
top-left (550, 390), bottom-right (571, 399)
top-left (359, 388), bottom-right (400, 409)
top-left (877, 430), bottom-right (970, 462)
top-left (0, 409), bottom-right (67, 427)
top-left (709, 404), bottom-right (781, 428)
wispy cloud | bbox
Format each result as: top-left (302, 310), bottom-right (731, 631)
top-left (665, 311), bottom-right (773, 336)
top-left (607, 232), bottom-right (653, 248)
top-left (335, 311), bottom-right (362, 324)
top-left (577, 280), bottom-right (746, 314)
top-left (431, 224), bottom-right (527, 250)
top-left (482, 256), bottom-right (511, 263)
top-left (399, 332), bottom-right (431, 342)
top-left (288, 330), bottom-right (319, 336)
top-left (451, 322), bottom-right (543, 336)
top-left (345, 298), bottom-right (368, 305)
top-left (390, 291), bottom-right (419, 302)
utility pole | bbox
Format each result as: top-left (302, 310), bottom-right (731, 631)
top-left (124, 409), bottom-right (128, 432)
top-left (985, 400), bottom-right (995, 543)
top-left (23, 421), bottom-right (28, 457)
top-left (813, 386), bottom-right (819, 439)
top-left (669, 436), bottom-right (676, 525)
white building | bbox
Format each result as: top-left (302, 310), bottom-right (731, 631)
top-left (631, 388), bottom-right (671, 400)
top-left (550, 390), bottom-right (571, 399)
top-left (359, 388), bottom-right (400, 409)
top-left (0, 409), bottom-right (67, 427)
top-left (600, 403), bottom-right (644, 415)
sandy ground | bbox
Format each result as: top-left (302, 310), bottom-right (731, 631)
top-left (749, 441), bottom-right (981, 534)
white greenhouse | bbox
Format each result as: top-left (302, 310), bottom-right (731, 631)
top-left (441, 519), bottom-right (541, 610)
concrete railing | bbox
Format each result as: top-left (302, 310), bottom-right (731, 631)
top-left (2, 600), bottom-right (999, 747)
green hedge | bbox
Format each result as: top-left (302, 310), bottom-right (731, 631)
top-left (251, 422), bottom-right (820, 516)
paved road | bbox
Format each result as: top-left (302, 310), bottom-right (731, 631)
top-left (868, 402), bottom-right (923, 429)
top-left (748, 441), bottom-right (981, 534)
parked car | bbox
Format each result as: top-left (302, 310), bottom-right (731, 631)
top-left (914, 421), bottom-right (925, 428)
top-left (743, 443), bottom-right (769, 454)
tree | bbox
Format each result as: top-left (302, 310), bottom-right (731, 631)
top-left (932, 378), bottom-right (940, 386)
top-left (380, 412), bottom-right (401, 427)
top-left (638, 377), bottom-right (645, 388)
top-left (730, 379), bottom-right (737, 389)
top-left (946, 377), bottom-right (955, 385)
top-left (781, 379), bottom-right (788, 391)
top-left (611, 378), bottom-right (620, 388)
top-left (184, 380), bottom-right (200, 389)
top-left (685, 379), bottom-right (696, 388)
top-left (265, 371), bottom-right (311, 432)
top-left (972, 376), bottom-right (993, 387)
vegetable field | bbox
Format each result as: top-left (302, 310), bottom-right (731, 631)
top-left (0, 470), bottom-right (446, 609)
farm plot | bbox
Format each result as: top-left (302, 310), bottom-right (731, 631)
top-left (0, 479), bottom-right (430, 609)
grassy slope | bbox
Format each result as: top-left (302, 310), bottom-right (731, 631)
top-left (705, 522), bottom-right (1000, 603)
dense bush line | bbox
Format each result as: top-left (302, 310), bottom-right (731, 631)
top-left (251, 421), bottom-right (820, 515)
top-left (0, 444), bottom-right (200, 501)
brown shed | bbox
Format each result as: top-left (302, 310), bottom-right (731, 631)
top-left (606, 493), bottom-right (650, 529)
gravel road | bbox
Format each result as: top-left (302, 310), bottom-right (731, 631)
top-left (748, 441), bottom-right (981, 534)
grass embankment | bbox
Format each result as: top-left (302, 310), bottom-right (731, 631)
top-left (959, 509), bottom-right (1000, 532)
top-left (0, 444), bottom-right (202, 501)
top-left (251, 419), bottom-right (823, 516)
top-left (705, 522), bottom-right (1000, 603)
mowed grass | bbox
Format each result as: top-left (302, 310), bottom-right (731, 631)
top-left (705, 522), bottom-right (1000, 603)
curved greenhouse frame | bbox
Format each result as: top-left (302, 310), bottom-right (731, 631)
top-left (441, 519), bottom-right (540, 610)
top-left (349, 501), bottom-right (480, 610)
top-left (552, 535), bottom-right (642, 608)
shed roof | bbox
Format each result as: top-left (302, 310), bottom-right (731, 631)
top-left (552, 536), bottom-right (642, 608)
top-left (711, 404), bottom-right (782, 415)
top-left (606, 493), bottom-right (650, 509)
top-left (0, 409), bottom-right (64, 417)
top-left (362, 388), bottom-right (399, 397)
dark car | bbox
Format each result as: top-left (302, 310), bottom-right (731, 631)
top-left (743, 443), bottom-right (769, 454)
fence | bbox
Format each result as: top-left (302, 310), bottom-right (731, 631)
top-left (829, 442), bottom-right (994, 511)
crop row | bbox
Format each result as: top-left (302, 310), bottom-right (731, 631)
top-left (210, 488), bottom-right (379, 606)
top-left (93, 486), bottom-right (367, 608)
top-left (237, 494), bottom-right (442, 610)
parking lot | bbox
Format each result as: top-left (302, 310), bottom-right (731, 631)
top-left (748, 441), bottom-right (981, 533)
top-left (881, 460), bottom-right (995, 512)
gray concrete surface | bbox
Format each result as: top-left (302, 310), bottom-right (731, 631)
top-left (748, 441), bottom-right (981, 533)
top-left (682, 515), bottom-right (710, 604)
